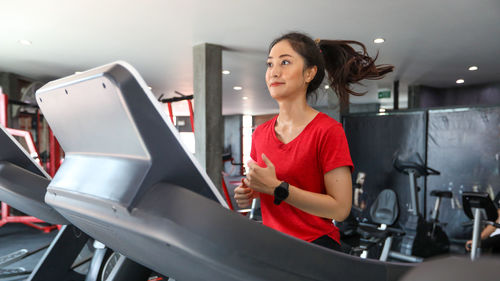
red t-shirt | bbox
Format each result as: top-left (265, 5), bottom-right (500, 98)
top-left (250, 112), bottom-right (353, 243)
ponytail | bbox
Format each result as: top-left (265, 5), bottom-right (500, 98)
top-left (317, 39), bottom-right (394, 106)
top-left (269, 32), bottom-right (394, 106)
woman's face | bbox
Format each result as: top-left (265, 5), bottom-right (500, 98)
top-left (266, 40), bottom-right (316, 100)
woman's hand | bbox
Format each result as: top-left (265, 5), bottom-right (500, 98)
top-left (465, 240), bottom-right (472, 251)
top-left (244, 154), bottom-right (281, 195)
top-left (234, 180), bottom-right (258, 208)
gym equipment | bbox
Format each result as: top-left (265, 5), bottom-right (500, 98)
top-left (0, 124), bottom-right (67, 227)
top-left (429, 190), bottom-right (453, 239)
top-left (157, 91), bottom-right (194, 132)
top-left (36, 61), bottom-right (413, 281)
top-left (355, 189), bottom-right (401, 259)
top-left (0, 91), bottom-right (62, 230)
top-left (0, 124), bottom-right (137, 281)
top-left (462, 192), bottom-right (500, 260)
top-left (393, 153), bottom-right (450, 258)
top-left (355, 189), bottom-right (422, 263)
top-left (0, 124), bottom-right (78, 279)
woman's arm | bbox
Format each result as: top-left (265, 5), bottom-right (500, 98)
top-left (465, 209), bottom-right (500, 250)
top-left (481, 209), bottom-right (500, 238)
top-left (286, 166), bottom-right (352, 220)
top-left (245, 153), bottom-right (352, 221)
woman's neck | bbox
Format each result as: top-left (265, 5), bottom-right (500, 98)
top-left (276, 94), bottom-right (317, 127)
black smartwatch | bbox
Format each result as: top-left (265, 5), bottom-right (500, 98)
top-left (273, 181), bottom-right (289, 205)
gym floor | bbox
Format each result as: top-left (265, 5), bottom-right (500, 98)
top-left (0, 224), bottom-right (57, 281)
top-left (0, 224), bottom-right (91, 281)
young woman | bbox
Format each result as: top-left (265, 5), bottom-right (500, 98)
top-left (234, 32), bottom-right (393, 251)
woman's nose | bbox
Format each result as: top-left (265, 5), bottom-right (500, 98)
top-left (271, 67), bottom-right (280, 77)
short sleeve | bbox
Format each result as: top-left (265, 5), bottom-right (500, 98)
top-left (319, 125), bottom-right (354, 174)
top-left (250, 132), bottom-right (257, 162)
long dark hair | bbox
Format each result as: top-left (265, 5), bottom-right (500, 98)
top-left (269, 32), bottom-right (394, 105)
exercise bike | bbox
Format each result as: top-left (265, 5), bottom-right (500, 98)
top-left (462, 192), bottom-right (500, 260)
top-left (393, 153), bottom-right (450, 258)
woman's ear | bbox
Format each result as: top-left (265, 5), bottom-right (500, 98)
top-left (305, 66), bottom-right (318, 83)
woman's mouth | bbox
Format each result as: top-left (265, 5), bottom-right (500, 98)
top-left (270, 82), bottom-right (284, 87)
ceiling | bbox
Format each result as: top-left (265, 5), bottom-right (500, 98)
top-left (1, 0), bottom-right (499, 116)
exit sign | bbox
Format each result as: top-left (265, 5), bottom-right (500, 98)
top-left (378, 90), bottom-right (391, 99)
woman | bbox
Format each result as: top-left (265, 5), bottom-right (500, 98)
top-left (234, 32), bottom-right (393, 251)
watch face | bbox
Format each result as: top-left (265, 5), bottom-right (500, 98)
top-left (276, 187), bottom-right (287, 198)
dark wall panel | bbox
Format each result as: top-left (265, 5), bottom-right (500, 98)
top-left (343, 111), bottom-right (427, 223)
top-left (427, 106), bottom-right (500, 239)
top-left (417, 82), bottom-right (500, 108)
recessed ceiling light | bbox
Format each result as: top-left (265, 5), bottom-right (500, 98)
top-left (18, 39), bottom-right (32, 46)
top-left (374, 38), bottom-right (385, 44)
top-left (456, 79), bottom-right (465, 84)
top-left (242, 96), bottom-right (248, 100)
top-left (468, 66), bottom-right (478, 71)
top-left (324, 85), bottom-right (330, 89)
top-left (233, 86), bottom-right (243, 91)
top-left (222, 70), bottom-right (231, 75)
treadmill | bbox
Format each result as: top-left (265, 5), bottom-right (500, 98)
top-left (36, 61), bottom-right (413, 281)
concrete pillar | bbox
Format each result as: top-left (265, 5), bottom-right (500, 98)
top-left (193, 43), bottom-right (223, 191)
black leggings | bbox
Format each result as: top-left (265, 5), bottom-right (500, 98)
top-left (482, 234), bottom-right (500, 254)
top-left (312, 235), bottom-right (342, 252)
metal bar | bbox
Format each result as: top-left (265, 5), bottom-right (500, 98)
top-left (159, 95), bottom-right (193, 103)
top-left (0, 93), bottom-right (7, 127)
top-left (84, 246), bottom-right (108, 281)
top-left (21, 222), bottom-right (57, 233)
top-left (220, 177), bottom-right (234, 211)
top-left (6, 128), bottom-right (41, 164)
top-left (187, 99), bottom-right (194, 133)
top-left (249, 199), bottom-right (257, 220)
top-left (6, 216), bottom-right (45, 223)
top-left (408, 170), bottom-right (419, 216)
top-left (167, 102), bottom-right (174, 125)
top-left (431, 197), bottom-right (441, 221)
top-left (36, 109), bottom-right (41, 150)
top-left (388, 251), bottom-right (423, 263)
top-left (0, 202), bottom-right (56, 232)
top-left (0, 202), bottom-right (10, 226)
top-left (471, 208), bottom-right (482, 261)
top-left (379, 236), bottom-right (393, 261)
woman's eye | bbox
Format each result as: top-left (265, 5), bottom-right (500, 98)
top-left (281, 60), bottom-right (290, 65)
top-left (266, 62), bottom-right (273, 68)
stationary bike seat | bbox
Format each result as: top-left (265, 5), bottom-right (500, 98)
top-left (430, 190), bottom-right (452, 198)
